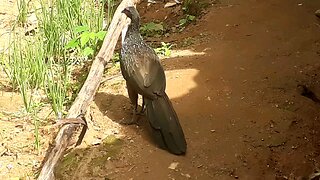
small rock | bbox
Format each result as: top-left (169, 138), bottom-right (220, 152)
top-left (93, 126), bottom-right (101, 131)
top-left (210, 129), bottom-right (216, 133)
top-left (181, 173), bottom-right (191, 178)
top-left (91, 139), bottom-right (102, 145)
top-left (168, 162), bottom-right (179, 170)
top-left (164, 2), bottom-right (177, 8)
top-left (7, 163), bottom-right (13, 170)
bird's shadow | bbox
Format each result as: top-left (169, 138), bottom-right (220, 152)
top-left (94, 92), bottom-right (156, 145)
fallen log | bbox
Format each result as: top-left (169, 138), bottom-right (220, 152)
top-left (38, 0), bottom-right (140, 179)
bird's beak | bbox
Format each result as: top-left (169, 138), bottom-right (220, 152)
top-left (122, 8), bottom-right (130, 16)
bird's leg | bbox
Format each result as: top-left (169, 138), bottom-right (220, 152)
top-left (129, 102), bottom-right (139, 124)
top-left (120, 82), bottom-right (139, 125)
top-left (139, 96), bottom-right (146, 115)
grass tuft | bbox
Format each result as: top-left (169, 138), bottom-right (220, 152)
top-left (1, 0), bottom-right (112, 151)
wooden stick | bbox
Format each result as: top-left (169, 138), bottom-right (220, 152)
top-left (38, 0), bottom-right (140, 179)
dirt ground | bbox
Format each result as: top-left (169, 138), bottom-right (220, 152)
top-left (1, 0), bottom-right (320, 179)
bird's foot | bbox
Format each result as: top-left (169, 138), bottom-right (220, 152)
top-left (138, 106), bottom-right (145, 115)
top-left (119, 111), bottom-right (140, 125)
top-left (138, 99), bottom-right (146, 115)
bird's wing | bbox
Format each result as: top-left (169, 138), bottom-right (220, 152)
top-left (128, 46), bottom-right (165, 89)
top-left (139, 47), bottom-right (162, 88)
top-left (121, 44), bottom-right (166, 98)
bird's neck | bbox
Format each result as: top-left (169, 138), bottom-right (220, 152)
top-left (122, 21), bottom-right (142, 45)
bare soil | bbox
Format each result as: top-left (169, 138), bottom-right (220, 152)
top-left (1, 0), bottom-right (320, 179)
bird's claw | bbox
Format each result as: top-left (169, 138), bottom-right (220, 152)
top-left (138, 106), bottom-right (145, 115)
top-left (138, 99), bottom-right (146, 115)
top-left (119, 110), bottom-right (140, 125)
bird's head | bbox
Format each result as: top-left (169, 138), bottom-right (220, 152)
top-left (121, 6), bottom-right (141, 43)
top-left (122, 6), bottom-right (140, 24)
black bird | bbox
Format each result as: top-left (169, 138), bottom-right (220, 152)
top-left (120, 6), bottom-right (187, 155)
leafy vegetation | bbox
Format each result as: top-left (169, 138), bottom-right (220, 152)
top-left (65, 25), bottom-right (107, 57)
top-left (140, 22), bottom-right (164, 37)
top-left (1, 0), bottom-right (201, 152)
top-left (179, 14), bottom-right (196, 27)
top-left (155, 42), bottom-right (172, 57)
top-left (0, 0), bottom-right (111, 150)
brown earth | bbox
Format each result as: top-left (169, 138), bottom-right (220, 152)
top-left (1, 0), bottom-right (320, 179)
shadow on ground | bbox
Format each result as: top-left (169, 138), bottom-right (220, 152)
top-left (54, 0), bottom-right (320, 179)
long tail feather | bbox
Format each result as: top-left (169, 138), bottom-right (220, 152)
top-left (145, 93), bottom-right (187, 155)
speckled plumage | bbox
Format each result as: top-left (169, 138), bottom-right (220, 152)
top-left (120, 6), bottom-right (187, 155)
top-left (121, 33), bottom-right (165, 96)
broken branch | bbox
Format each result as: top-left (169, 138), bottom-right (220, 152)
top-left (37, 0), bottom-right (141, 179)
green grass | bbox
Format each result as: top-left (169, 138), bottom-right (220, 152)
top-left (1, 0), bottom-right (112, 150)
top-left (17, 0), bottom-right (28, 26)
top-left (33, 112), bottom-right (41, 151)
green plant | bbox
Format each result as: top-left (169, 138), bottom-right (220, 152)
top-left (179, 15), bottom-right (196, 27)
top-left (3, 34), bottom-right (45, 150)
top-left (30, 102), bottom-right (44, 151)
top-left (35, 0), bottom-right (106, 117)
top-left (65, 25), bottom-right (107, 57)
top-left (33, 114), bottom-right (40, 151)
top-left (17, 0), bottom-right (28, 26)
top-left (140, 22), bottom-right (164, 37)
top-left (2, 0), bottom-right (110, 152)
top-left (45, 58), bottom-right (71, 118)
top-left (106, 0), bottom-right (117, 26)
top-left (155, 42), bottom-right (172, 57)
top-left (111, 52), bottom-right (120, 63)
top-left (6, 35), bottom-right (46, 112)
